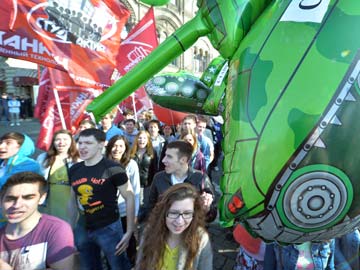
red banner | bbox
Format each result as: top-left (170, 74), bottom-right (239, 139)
top-left (0, 0), bottom-right (130, 89)
top-left (34, 68), bottom-right (50, 120)
top-left (113, 7), bottom-right (158, 122)
top-left (35, 67), bottom-right (102, 151)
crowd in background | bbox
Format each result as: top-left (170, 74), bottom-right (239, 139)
top-left (0, 107), bottom-right (359, 270)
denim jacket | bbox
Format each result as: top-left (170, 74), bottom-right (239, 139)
top-left (264, 240), bottom-right (335, 270)
top-left (334, 230), bottom-right (360, 270)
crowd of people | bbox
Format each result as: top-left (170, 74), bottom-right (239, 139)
top-left (0, 108), bottom-right (359, 270)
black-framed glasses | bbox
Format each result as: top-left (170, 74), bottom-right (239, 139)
top-left (166, 211), bottom-right (194, 219)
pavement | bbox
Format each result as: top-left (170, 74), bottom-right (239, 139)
top-left (0, 118), bottom-right (239, 270)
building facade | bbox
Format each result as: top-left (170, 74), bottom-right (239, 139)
top-left (122, 0), bottom-right (218, 75)
top-left (0, 1), bottom-right (217, 106)
top-left (0, 57), bottom-right (38, 97)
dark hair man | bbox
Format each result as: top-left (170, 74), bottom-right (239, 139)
top-left (147, 119), bottom-right (166, 171)
top-left (68, 128), bottom-right (134, 270)
top-left (0, 172), bottom-right (76, 270)
top-left (146, 140), bottom-right (216, 222)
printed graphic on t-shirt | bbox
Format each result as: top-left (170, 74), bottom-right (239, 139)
top-left (296, 242), bottom-right (314, 270)
top-left (69, 159), bottom-right (128, 229)
top-left (72, 176), bottom-right (109, 215)
top-left (0, 242), bottom-right (47, 270)
top-left (76, 183), bottom-right (103, 213)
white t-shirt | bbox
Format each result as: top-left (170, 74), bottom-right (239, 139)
top-left (171, 174), bottom-right (187, 185)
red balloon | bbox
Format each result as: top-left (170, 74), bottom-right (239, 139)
top-left (152, 103), bottom-right (187, 126)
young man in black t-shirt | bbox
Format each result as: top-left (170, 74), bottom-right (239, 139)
top-left (68, 128), bottom-right (134, 270)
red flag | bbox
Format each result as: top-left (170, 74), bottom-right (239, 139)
top-left (113, 7), bottom-right (157, 122)
top-left (35, 67), bottom-right (102, 150)
top-left (35, 71), bottom-right (61, 151)
top-left (34, 68), bottom-right (51, 120)
top-left (0, 0), bottom-right (130, 88)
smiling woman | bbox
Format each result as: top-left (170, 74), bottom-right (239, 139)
top-left (130, 130), bottom-right (158, 207)
top-left (136, 183), bottom-right (213, 270)
top-left (36, 129), bottom-right (79, 223)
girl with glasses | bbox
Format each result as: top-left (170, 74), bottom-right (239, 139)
top-left (136, 183), bottom-right (213, 270)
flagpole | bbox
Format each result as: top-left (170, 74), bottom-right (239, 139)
top-left (131, 93), bottom-right (137, 121)
top-left (53, 89), bottom-right (67, 129)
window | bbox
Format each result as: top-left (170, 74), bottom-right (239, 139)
top-left (193, 47), bottom-right (210, 73)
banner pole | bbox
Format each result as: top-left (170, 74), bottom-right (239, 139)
top-left (53, 89), bottom-right (67, 129)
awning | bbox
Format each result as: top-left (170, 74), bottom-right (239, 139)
top-left (13, 69), bottom-right (38, 86)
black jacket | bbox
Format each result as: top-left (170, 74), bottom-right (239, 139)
top-left (133, 151), bottom-right (158, 187)
top-left (144, 168), bottom-right (217, 222)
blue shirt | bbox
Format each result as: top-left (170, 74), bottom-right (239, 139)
top-left (103, 125), bottom-right (124, 141)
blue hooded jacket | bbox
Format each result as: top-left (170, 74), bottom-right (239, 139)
top-left (0, 134), bottom-right (41, 187)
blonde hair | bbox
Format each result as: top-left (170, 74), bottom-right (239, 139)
top-left (130, 130), bottom-right (154, 158)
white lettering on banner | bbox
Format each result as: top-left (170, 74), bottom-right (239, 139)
top-left (68, 73), bottom-right (110, 88)
top-left (0, 47), bottom-right (28, 57)
top-left (124, 46), bottom-right (152, 72)
top-left (42, 99), bottom-right (71, 130)
top-left (111, 69), bottom-right (122, 82)
top-left (29, 2), bottom-right (117, 51)
top-left (70, 92), bottom-right (90, 117)
top-left (35, 18), bottom-right (69, 42)
top-left (0, 31), bottom-right (52, 55)
top-left (38, 42), bottom-right (50, 55)
top-left (280, 0), bottom-right (330, 23)
top-left (121, 19), bottom-right (155, 73)
top-left (29, 54), bottom-right (58, 65)
top-left (0, 33), bottom-right (20, 50)
top-left (76, 36), bottom-right (106, 52)
top-left (42, 107), bottom-right (55, 133)
top-left (53, 55), bottom-right (69, 70)
top-left (21, 37), bottom-right (38, 52)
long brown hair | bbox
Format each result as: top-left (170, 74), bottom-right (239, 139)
top-left (105, 135), bottom-right (131, 167)
top-left (44, 129), bottom-right (79, 167)
top-left (130, 130), bottom-right (154, 159)
top-left (138, 183), bottom-right (206, 270)
top-left (180, 127), bottom-right (198, 153)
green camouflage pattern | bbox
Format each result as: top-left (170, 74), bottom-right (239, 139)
top-left (87, 0), bottom-right (360, 243)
